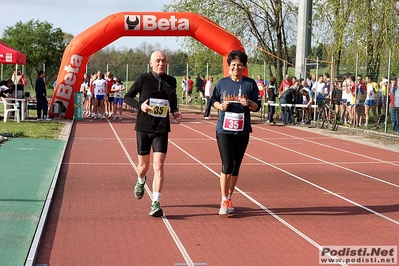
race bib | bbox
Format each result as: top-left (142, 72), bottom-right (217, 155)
top-left (147, 98), bottom-right (169, 118)
top-left (223, 112), bottom-right (245, 131)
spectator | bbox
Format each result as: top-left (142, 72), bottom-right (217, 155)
top-left (355, 75), bottom-right (366, 126)
top-left (378, 78), bottom-right (389, 126)
top-left (364, 75), bottom-right (379, 128)
top-left (92, 70), bottom-right (107, 120)
top-left (279, 74), bottom-right (292, 96)
top-left (266, 77), bottom-right (277, 124)
top-left (88, 72), bottom-right (97, 117)
top-left (105, 72), bottom-right (115, 117)
top-left (389, 77), bottom-right (399, 133)
top-left (11, 69), bottom-right (23, 85)
top-left (195, 74), bottom-right (204, 103)
top-left (111, 78), bottom-right (125, 121)
top-left (256, 74), bottom-right (265, 101)
top-left (203, 75), bottom-right (214, 120)
top-left (0, 79), bottom-right (13, 97)
top-left (201, 75), bottom-right (207, 103)
top-left (80, 73), bottom-right (90, 115)
top-left (312, 75), bottom-right (328, 106)
top-left (296, 80), bottom-right (309, 124)
top-left (35, 70), bottom-right (50, 121)
top-left (307, 73), bottom-right (316, 90)
top-left (279, 85), bottom-right (297, 125)
top-left (301, 86), bottom-right (313, 125)
top-left (181, 76), bottom-right (188, 101)
top-left (187, 76), bottom-right (193, 103)
top-left (340, 75), bottom-right (350, 125)
top-left (332, 77), bottom-right (343, 123)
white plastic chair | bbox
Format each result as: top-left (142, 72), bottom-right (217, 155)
top-left (1, 97), bottom-right (20, 123)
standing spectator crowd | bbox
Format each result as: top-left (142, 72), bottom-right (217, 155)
top-left (80, 70), bottom-right (125, 121)
top-left (76, 67), bottom-right (399, 134)
top-left (258, 72), bottom-right (399, 133)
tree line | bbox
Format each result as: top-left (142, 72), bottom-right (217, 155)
top-left (2, 0), bottom-right (398, 89)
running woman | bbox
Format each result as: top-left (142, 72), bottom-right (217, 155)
top-left (212, 50), bottom-right (261, 215)
top-left (124, 50), bottom-right (182, 217)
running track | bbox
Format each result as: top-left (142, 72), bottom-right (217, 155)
top-left (35, 109), bottom-right (399, 266)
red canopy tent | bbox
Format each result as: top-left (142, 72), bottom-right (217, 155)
top-left (0, 41), bottom-right (26, 65)
top-left (0, 41), bottom-right (26, 98)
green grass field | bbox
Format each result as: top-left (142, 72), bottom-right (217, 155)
top-left (0, 105), bottom-right (64, 139)
top-left (0, 119), bottom-right (65, 139)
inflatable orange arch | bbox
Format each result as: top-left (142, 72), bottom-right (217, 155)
top-left (49, 12), bottom-right (245, 119)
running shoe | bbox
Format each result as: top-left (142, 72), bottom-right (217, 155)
top-left (113, 116), bottom-right (117, 121)
top-left (149, 201), bottom-right (163, 217)
top-left (119, 117), bottom-right (122, 121)
top-left (227, 198), bottom-right (235, 214)
top-left (219, 200), bottom-right (229, 215)
top-left (134, 176), bottom-right (146, 199)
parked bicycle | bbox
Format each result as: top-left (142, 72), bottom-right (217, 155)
top-left (316, 97), bottom-right (337, 131)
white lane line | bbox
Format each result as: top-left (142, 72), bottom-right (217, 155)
top-left (246, 151), bottom-right (399, 226)
top-left (250, 134), bottom-right (399, 189)
top-left (186, 121), bottom-right (399, 188)
top-left (178, 122), bottom-right (399, 226)
top-left (168, 135), bottom-right (346, 265)
top-left (107, 121), bottom-right (195, 266)
top-left (254, 125), bottom-right (399, 167)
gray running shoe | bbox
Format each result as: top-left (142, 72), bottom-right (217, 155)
top-left (134, 176), bottom-right (146, 199)
top-left (219, 200), bottom-right (229, 215)
top-left (149, 201), bottom-right (163, 217)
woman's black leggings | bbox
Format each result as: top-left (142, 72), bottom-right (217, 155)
top-left (216, 133), bottom-right (249, 176)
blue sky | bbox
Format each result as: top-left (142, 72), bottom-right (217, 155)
top-left (1, 0), bottom-right (182, 51)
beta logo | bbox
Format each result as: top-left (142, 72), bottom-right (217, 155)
top-left (125, 15), bottom-right (190, 31)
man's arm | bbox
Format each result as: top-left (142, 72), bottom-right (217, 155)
top-left (124, 76), bottom-right (142, 110)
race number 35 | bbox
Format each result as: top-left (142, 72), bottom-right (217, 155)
top-left (223, 112), bottom-right (244, 131)
top-left (148, 98), bottom-right (169, 118)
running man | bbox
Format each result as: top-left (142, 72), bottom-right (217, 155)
top-left (124, 50), bottom-right (182, 217)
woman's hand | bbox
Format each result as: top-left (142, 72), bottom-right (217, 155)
top-left (240, 97), bottom-right (251, 107)
top-left (220, 101), bottom-right (229, 111)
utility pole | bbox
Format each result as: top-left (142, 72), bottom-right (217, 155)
top-left (295, 0), bottom-right (313, 80)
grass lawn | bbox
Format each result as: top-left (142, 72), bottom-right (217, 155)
top-left (0, 119), bottom-right (65, 139)
top-left (0, 106), bottom-right (65, 139)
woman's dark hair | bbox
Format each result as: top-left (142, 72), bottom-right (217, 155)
top-left (227, 50), bottom-right (248, 66)
top-left (269, 77), bottom-right (276, 86)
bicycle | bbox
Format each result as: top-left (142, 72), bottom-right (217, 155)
top-left (316, 97), bottom-right (337, 131)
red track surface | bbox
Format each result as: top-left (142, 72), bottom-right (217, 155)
top-left (36, 110), bottom-right (399, 266)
